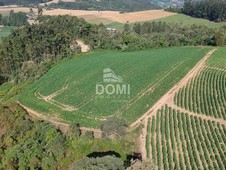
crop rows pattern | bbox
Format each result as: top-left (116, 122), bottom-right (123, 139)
top-left (174, 48), bottom-right (226, 120)
top-left (146, 105), bottom-right (226, 170)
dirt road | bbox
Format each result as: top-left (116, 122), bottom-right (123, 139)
top-left (130, 48), bottom-right (217, 128)
top-left (131, 48), bottom-right (217, 159)
top-left (77, 40), bottom-right (90, 52)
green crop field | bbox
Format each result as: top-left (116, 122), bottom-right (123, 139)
top-left (174, 48), bottom-right (226, 120)
top-left (146, 105), bottom-right (226, 170)
top-left (106, 14), bottom-right (226, 30)
top-left (19, 47), bottom-right (212, 128)
top-left (155, 14), bottom-right (226, 28)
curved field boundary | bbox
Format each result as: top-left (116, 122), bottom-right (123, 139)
top-left (17, 101), bottom-right (102, 138)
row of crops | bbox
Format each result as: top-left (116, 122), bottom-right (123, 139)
top-left (146, 105), bottom-right (226, 170)
top-left (174, 68), bottom-right (226, 120)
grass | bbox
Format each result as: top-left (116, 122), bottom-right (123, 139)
top-left (18, 47), bottom-right (212, 128)
top-left (155, 14), bottom-right (226, 28)
top-left (0, 26), bottom-right (16, 42)
top-left (106, 14), bottom-right (226, 30)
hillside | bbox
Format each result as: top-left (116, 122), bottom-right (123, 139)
top-left (0, 0), bottom-right (48, 6)
top-left (48, 0), bottom-right (161, 12)
top-left (18, 47), bottom-right (212, 128)
top-left (0, 1), bottom-right (225, 169)
top-left (107, 14), bottom-right (226, 30)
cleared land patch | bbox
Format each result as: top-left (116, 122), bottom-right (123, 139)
top-left (19, 47), bottom-right (212, 128)
top-left (43, 9), bottom-right (176, 24)
top-left (0, 8), bottom-right (175, 24)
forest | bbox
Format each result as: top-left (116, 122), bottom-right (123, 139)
top-left (183, 0), bottom-right (226, 22)
top-left (0, 11), bottom-right (28, 27)
top-left (0, 0), bottom-right (49, 6)
top-left (0, 103), bottom-right (146, 169)
top-left (48, 0), bottom-right (161, 12)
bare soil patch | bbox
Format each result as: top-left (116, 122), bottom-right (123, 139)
top-left (43, 9), bottom-right (176, 24)
top-left (0, 7), bottom-right (175, 24)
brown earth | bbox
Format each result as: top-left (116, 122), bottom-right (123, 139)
top-left (0, 7), bottom-right (176, 24)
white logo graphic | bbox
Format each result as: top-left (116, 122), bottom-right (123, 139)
top-left (103, 68), bottom-right (122, 83)
top-left (96, 68), bottom-right (131, 102)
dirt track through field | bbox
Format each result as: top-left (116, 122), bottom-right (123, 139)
top-left (130, 48), bottom-right (218, 128)
top-left (168, 103), bottom-right (226, 125)
top-left (132, 48), bottom-right (218, 160)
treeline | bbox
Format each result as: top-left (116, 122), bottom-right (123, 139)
top-left (0, 0), bottom-right (49, 6)
top-left (130, 21), bottom-right (225, 47)
top-left (183, 0), bottom-right (226, 22)
top-left (168, 0), bottom-right (226, 22)
top-left (0, 15), bottom-right (225, 84)
top-left (0, 11), bottom-right (28, 26)
top-left (48, 0), bottom-right (161, 12)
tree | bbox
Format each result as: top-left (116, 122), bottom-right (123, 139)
top-left (67, 123), bottom-right (81, 138)
top-left (124, 22), bottom-right (130, 32)
top-left (69, 156), bottom-right (125, 170)
top-left (133, 23), bottom-right (141, 34)
top-left (127, 159), bottom-right (155, 170)
top-left (0, 14), bottom-right (2, 24)
top-left (213, 31), bottom-right (224, 46)
top-left (38, 7), bottom-right (43, 16)
top-left (101, 117), bottom-right (127, 139)
top-left (83, 131), bottom-right (94, 139)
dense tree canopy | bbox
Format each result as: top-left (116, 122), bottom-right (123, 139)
top-left (48, 0), bottom-right (161, 12)
top-left (70, 156), bottom-right (125, 170)
top-left (183, 0), bottom-right (226, 22)
top-left (0, 103), bottom-right (135, 169)
top-left (0, 0), bottom-right (50, 6)
top-left (0, 11), bottom-right (28, 26)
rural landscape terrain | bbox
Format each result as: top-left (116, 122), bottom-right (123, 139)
top-left (0, 0), bottom-right (226, 169)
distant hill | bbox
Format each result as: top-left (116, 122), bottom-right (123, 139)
top-left (48, 0), bottom-right (162, 12)
top-left (0, 0), bottom-right (183, 9)
top-left (0, 0), bottom-right (50, 6)
top-left (151, 0), bottom-right (184, 8)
